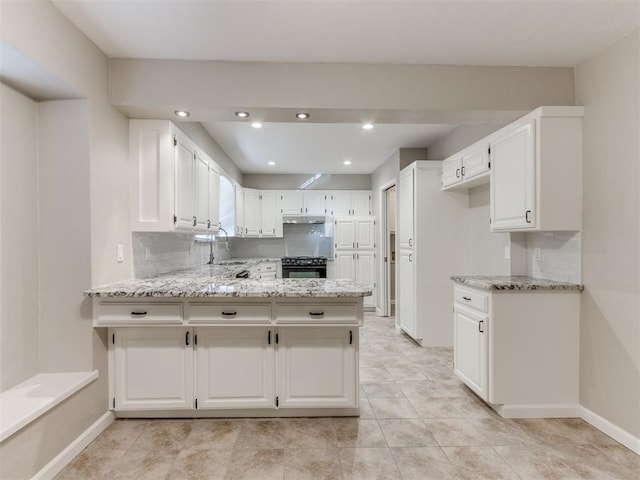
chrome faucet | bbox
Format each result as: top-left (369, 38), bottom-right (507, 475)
top-left (207, 225), bottom-right (229, 264)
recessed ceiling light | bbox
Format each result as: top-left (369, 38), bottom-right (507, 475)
top-left (343, 160), bottom-right (352, 165)
top-left (235, 111), bottom-right (250, 118)
top-left (251, 122), bottom-right (263, 129)
top-left (268, 161), bottom-right (276, 166)
top-left (362, 123), bottom-right (374, 130)
top-left (295, 112), bottom-right (310, 120)
top-left (174, 110), bottom-right (190, 118)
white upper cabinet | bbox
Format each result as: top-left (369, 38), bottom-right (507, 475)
top-left (442, 141), bottom-right (490, 191)
top-left (490, 121), bottom-right (535, 230)
top-left (303, 191), bottom-right (327, 215)
top-left (130, 120), bottom-right (221, 233)
top-left (489, 107), bottom-right (583, 232)
top-left (355, 218), bottom-right (375, 250)
top-left (334, 218), bottom-right (356, 249)
top-left (398, 167), bottom-right (414, 250)
top-left (442, 156), bottom-right (463, 189)
top-left (280, 191), bottom-right (304, 215)
top-left (328, 191), bottom-right (371, 216)
top-left (243, 188), bottom-right (262, 236)
top-left (234, 183), bottom-right (244, 236)
top-left (244, 190), bottom-right (282, 238)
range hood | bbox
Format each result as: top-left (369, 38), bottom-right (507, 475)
top-left (282, 215), bottom-right (328, 224)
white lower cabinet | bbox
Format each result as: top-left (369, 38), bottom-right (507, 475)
top-left (195, 328), bottom-right (274, 409)
top-left (453, 306), bottom-right (488, 401)
top-left (112, 327), bottom-right (193, 410)
top-left (276, 327), bottom-right (357, 409)
top-left (398, 250), bottom-right (415, 337)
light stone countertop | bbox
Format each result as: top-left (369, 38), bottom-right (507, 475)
top-left (450, 275), bottom-right (583, 291)
top-left (84, 258), bottom-right (372, 298)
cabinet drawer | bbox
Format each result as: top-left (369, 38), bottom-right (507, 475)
top-left (96, 303), bottom-right (183, 325)
top-left (259, 272), bottom-right (277, 280)
top-left (454, 287), bottom-right (489, 313)
top-left (188, 303), bottom-right (271, 324)
top-left (258, 262), bottom-right (277, 272)
top-left (275, 303), bottom-right (358, 324)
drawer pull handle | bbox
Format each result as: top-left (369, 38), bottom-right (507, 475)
top-left (185, 331), bottom-right (190, 345)
top-left (349, 330), bottom-right (353, 344)
top-left (479, 320), bottom-right (484, 333)
top-left (221, 311), bottom-right (237, 316)
top-left (525, 210), bottom-right (532, 223)
top-left (131, 311), bottom-right (147, 316)
top-left (462, 296), bottom-right (471, 301)
top-left (309, 312), bottom-right (324, 316)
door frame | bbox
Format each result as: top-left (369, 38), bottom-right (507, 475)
top-left (377, 178), bottom-right (397, 317)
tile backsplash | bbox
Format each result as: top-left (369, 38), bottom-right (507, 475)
top-left (132, 232), bottom-right (209, 278)
top-left (510, 231), bottom-right (582, 283)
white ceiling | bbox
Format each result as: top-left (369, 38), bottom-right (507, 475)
top-left (50, 0), bottom-right (640, 175)
top-left (203, 122), bottom-right (456, 174)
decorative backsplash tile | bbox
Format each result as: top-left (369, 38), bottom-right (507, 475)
top-left (132, 232), bottom-right (209, 278)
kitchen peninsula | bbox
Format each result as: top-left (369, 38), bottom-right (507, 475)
top-left (85, 259), bottom-right (371, 418)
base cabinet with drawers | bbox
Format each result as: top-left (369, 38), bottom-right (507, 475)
top-left (453, 283), bottom-right (580, 418)
top-left (98, 298), bottom-right (362, 416)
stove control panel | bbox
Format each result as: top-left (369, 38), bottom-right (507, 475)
top-left (281, 257), bottom-right (328, 266)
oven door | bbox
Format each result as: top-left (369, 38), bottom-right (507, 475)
top-left (282, 266), bottom-right (327, 279)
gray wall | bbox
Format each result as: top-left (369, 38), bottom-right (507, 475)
top-left (575, 29), bottom-right (640, 439)
top-left (243, 174), bottom-right (371, 190)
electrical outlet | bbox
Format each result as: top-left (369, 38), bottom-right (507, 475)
top-left (504, 246), bottom-right (510, 260)
top-left (534, 247), bottom-right (542, 261)
top-left (116, 244), bottom-right (124, 263)
top-left (145, 246), bottom-right (151, 261)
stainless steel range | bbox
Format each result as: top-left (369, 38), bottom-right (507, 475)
top-left (281, 256), bottom-right (328, 279)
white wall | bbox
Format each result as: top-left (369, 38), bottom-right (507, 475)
top-left (243, 174), bottom-right (371, 190)
top-left (0, 83), bottom-right (39, 391)
top-left (575, 29), bottom-right (640, 440)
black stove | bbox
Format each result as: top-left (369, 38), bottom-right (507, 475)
top-left (281, 256), bottom-right (328, 266)
top-left (281, 256), bottom-right (328, 278)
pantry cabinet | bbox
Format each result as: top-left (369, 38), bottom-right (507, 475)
top-left (276, 327), bottom-right (357, 408)
top-left (398, 250), bottom-right (415, 337)
top-left (129, 120), bottom-right (221, 233)
top-left (112, 327), bottom-right (193, 410)
top-left (195, 328), bottom-right (274, 409)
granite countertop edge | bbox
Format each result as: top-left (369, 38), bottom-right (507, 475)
top-left (450, 275), bottom-right (584, 291)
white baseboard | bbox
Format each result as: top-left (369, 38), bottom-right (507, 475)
top-left (32, 411), bottom-right (114, 480)
top-left (496, 404), bottom-right (581, 419)
top-left (580, 406), bottom-right (640, 455)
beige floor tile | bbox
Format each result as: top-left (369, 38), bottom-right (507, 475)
top-left (405, 395), bottom-right (464, 419)
top-left (494, 445), bottom-right (581, 480)
top-left (378, 419), bottom-right (438, 447)
top-left (129, 420), bottom-right (193, 451)
top-left (88, 419), bottom-right (150, 450)
top-left (53, 444), bottom-right (126, 480)
top-left (513, 418), bottom-right (618, 446)
top-left (362, 382), bottom-right (405, 398)
top-left (554, 444), bottom-right (640, 480)
top-left (359, 367), bottom-right (394, 383)
top-left (358, 398), bottom-right (376, 419)
top-left (442, 446), bottom-right (520, 480)
top-left (284, 418), bottom-right (338, 448)
top-left (339, 447), bottom-right (401, 480)
top-left (450, 394), bottom-right (497, 418)
top-left (467, 416), bottom-right (536, 446)
top-left (185, 419), bottom-right (242, 450)
top-left (368, 397), bottom-right (419, 419)
top-left (106, 449), bottom-right (179, 480)
top-left (385, 366), bottom-right (428, 382)
top-left (595, 444), bottom-right (640, 474)
top-left (423, 419), bottom-right (486, 446)
top-left (166, 449), bottom-right (233, 480)
top-left (390, 446), bottom-right (459, 480)
top-left (397, 380), bottom-right (441, 398)
top-left (332, 418), bottom-right (387, 447)
top-left (234, 419), bottom-right (286, 449)
top-left (224, 448), bottom-right (284, 480)
top-left (284, 448), bottom-right (342, 479)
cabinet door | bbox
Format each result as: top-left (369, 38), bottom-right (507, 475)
top-left (174, 134), bottom-right (196, 230)
top-left (453, 307), bottom-right (488, 401)
top-left (195, 328), bottom-right (274, 409)
top-left (334, 251), bottom-right (356, 280)
top-left (280, 191), bottom-right (304, 215)
top-left (208, 168), bottom-right (220, 232)
top-left (243, 189), bottom-right (261, 236)
top-left (334, 218), bottom-right (356, 250)
top-left (303, 191), bottom-right (327, 215)
top-left (356, 251), bottom-right (376, 309)
top-left (277, 327), bottom-right (356, 408)
top-left (462, 146), bottom-right (490, 180)
top-left (194, 152), bottom-right (210, 231)
top-left (330, 192), bottom-right (351, 216)
top-left (113, 328), bottom-right (193, 410)
top-left (260, 191), bottom-right (280, 237)
top-left (234, 184), bottom-right (244, 236)
top-left (355, 217), bottom-right (375, 250)
top-left (398, 250), bottom-right (415, 337)
top-left (490, 120), bottom-right (535, 231)
top-left (351, 192), bottom-right (371, 216)
top-left (442, 156), bottom-right (463, 188)
top-left (398, 167), bottom-right (414, 250)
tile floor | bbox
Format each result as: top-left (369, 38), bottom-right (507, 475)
top-left (56, 314), bottom-right (640, 479)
